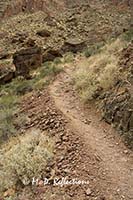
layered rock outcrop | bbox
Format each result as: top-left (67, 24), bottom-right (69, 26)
top-left (13, 46), bottom-right (42, 78)
top-left (102, 43), bottom-right (133, 148)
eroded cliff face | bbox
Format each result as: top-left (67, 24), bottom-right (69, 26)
top-left (0, 0), bottom-right (65, 20)
top-left (102, 43), bottom-right (133, 148)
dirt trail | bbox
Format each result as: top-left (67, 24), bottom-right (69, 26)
top-left (49, 64), bottom-right (133, 200)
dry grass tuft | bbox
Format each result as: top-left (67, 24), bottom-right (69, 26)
top-left (73, 38), bottom-right (126, 102)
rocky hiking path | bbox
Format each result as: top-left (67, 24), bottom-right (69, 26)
top-left (49, 63), bottom-right (133, 200)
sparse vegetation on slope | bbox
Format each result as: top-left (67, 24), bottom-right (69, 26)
top-left (0, 61), bottom-right (62, 144)
top-left (73, 38), bottom-right (125, 101)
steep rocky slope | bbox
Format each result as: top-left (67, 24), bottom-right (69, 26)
top-left (0, 0), bottom-right (131, 85)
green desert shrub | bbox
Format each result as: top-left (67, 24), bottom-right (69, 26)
top-left (63, 52), bottom-right (74, 63)
top-left (14, 80), bottom-right (33, 95)
top-left (33, 79), bottom-right (48, 90)
top-left (0, 77), bottom-right (33, 96)
top-left (123, 28), bottom-right (133, 42)
top-left (84, 42), bottom-right (105, 58)
top-left (54, 57), bottom-right (62, 65)
top-left (0, 95), bottom-right (19, 141)
top-left (37, 62), bottom-right (62, 79)
top-left (0, 129), bottom-right (54, 192)
top-left (84, 47), bottom-right (95, 58)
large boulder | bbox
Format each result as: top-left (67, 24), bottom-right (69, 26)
top-left (103, 89), bottom-right (132, 131)
top-left (61, 38), bottom-right (87, 53)
top-left (0, 60), bottom-right (15, 84)
top-left (0, 52), bottom-right (11, 60)
top-left (36, 29), bottom-right (51, 37)
top-left (13, 46), bottom-right (42, 78)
